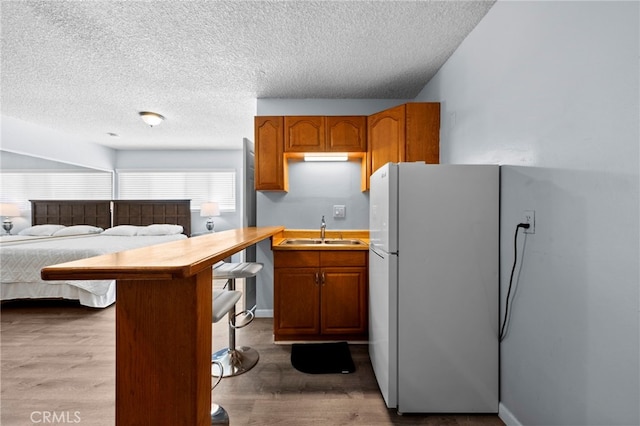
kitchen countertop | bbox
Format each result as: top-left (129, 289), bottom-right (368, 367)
top-left (42, 226), bottom-right (285, 280)
top-left (271, 229), bottom-right (369, 251)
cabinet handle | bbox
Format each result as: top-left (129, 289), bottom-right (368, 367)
top-left (321, 272), bottom-right (326, 285)
top-left (315, 272), bottom-right (319, 284)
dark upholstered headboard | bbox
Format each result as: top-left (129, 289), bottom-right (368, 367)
top-left (113, 200), bottom-right (191, 236)
top-left (29, 199), bottom-right (192, 236)
top-left (30, 200), bottom-right (112, 229)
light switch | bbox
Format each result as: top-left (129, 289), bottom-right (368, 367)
top-left (333, 205), bottom-right (346, 219)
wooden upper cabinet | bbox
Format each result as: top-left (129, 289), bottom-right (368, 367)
top-left (405, 103), bottom-right (440, 164)
top-left (284, 116), bottom-right (325, 152)
top-left (254, 104), bottom-right (437, 191)
top-left (368, 104), bottom-right (406, 176)
top-left (255, 116), bottom-right (287, 191)
top-left (284, 116), bottom-right (367, 153)
top-left (325, 116), bottom-right (367, 152)
top-left (367, 102), bottom-right (440, 188)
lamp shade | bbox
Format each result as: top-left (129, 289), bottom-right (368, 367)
top-left (0, 203), bottom-right (20, 217)
top-left (200, 202), bottom-right (220, 217)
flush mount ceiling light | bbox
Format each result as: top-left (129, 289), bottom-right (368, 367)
top-left (303, 153), bottom-right (349, 162)
top-left (139, 111), bottom-right (165, 127)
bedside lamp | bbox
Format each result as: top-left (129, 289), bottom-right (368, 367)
top-left (0, 203), bottom-right (20, 235)
top-left (200, 202), bottom-right (220, 232)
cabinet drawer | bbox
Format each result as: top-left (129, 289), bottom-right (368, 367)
top-left (274, 251), bottom-right (320, 267)
top-left (320, 251), bottom-right (367, 267)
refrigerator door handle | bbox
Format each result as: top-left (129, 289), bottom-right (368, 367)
top-left (370, 247), bottom-right (384, 260)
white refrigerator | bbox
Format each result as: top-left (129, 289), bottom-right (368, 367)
top-left (368, 162), bottom-right (499, 414)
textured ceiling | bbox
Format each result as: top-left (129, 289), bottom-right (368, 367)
top-left (1, 1), bottom-right (494, 150)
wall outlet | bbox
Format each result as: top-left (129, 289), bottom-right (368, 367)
top-left (522, 210), bottom-right (535, 234)
top-left (333, 205), bottom-right (346, 219)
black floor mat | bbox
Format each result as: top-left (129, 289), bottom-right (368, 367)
top-left (290, 342), bottom-right (356, 374)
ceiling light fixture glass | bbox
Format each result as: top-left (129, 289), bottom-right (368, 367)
top-left (139, 111), bottom-right (165, 127)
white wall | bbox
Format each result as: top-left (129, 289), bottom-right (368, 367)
top-left (415, 1), bottom-right (639, 425)
top-left (258, 160), bottom-right (369, 230)
top-left (1, 116), bottom-right (116, 171)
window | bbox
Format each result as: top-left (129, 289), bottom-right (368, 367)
top-left (0, 170), bottom-right (113, 210)
top-left (116, 170), bottom-right (236, 211)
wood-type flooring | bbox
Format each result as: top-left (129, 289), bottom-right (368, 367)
top-left (1, 299), bottom-right (504, 425)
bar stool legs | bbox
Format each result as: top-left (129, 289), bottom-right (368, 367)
top-left (210, 361), bottom-right (229, 425)
top-left (210, 346), bottom-right (259, 378)
top-left (211, 277), bottom-right (259, 377)
top-left (210, 403), bottom-right (229, 425)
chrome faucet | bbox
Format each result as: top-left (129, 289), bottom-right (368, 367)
top-left (320, 215), bottom-right (326, 241)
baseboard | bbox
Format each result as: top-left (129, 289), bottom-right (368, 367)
top-left (255, 309), bottom-right (273, 318)
top-left (499, 402), bottom-right (522, 426)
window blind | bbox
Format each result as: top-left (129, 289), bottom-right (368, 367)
top-left (0, 171), bottom-right (113, 210)
top-left (116, 170), bottom-right (236, 211)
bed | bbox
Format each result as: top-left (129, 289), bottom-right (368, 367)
top-left (1, 199), bottom-right (191, 308)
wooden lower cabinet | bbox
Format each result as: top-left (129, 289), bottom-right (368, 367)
top-left (275, 267), bottom-right (320, 335)
top-left (274, 250), bottom-right (368, 341)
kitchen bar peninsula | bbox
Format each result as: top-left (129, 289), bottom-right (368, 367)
top-left (41, 226), bottom-right (284, 426)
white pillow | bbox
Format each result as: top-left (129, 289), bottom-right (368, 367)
top-left (53, 225), bottom-right (104, 236)
top-left (101, 225), bottom-right (142, 236)
top-left (18, 224), bottom-right (66, 236)
top-left (137, 224), bottom-right (184, 236)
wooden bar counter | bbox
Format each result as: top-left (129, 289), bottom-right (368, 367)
top-left (41, 226), bottom-right (284, 426)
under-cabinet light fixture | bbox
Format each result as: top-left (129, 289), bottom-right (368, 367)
top-left (303, 153), bottom-right (349, 162)
top-left (139, 111), bottom-right (165, 127)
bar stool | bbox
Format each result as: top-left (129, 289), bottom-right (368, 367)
top-left (211, 261), bottom-right (263, 377)
top-left (210, 289), bottom-right (242, 425)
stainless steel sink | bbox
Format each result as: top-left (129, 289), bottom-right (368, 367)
top-left (323, 239), bottom-right (366, 246)
top-left (280, 238), bottom-right (366, 246)
top-left (281, 239), bottom-right (323, 245)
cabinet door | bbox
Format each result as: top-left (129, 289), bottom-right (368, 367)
top-left (325, 116), bottom-right (366, 152)
top-left (274, 267), bottom-right (320, 336)
top-left (320, 267), bottom-right (368, 335)
top-left (367, 104), bottom-right (405, 177)
top-left (405, 103), bottom-right (440, 164)
top-left (255, 116), bottom-right (286, 191)
top-left (284, 116), bottom-right (325, 152)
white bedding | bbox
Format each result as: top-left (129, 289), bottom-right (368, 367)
top-left (0, 233), bottom-right (97, 245)
top-left (0, 233), bottom-right (187, 308)
top-left (0, 234), bottom-right (62, 243)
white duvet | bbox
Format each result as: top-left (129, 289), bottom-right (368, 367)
top-left (0, 234), bottom-right (187, 301)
